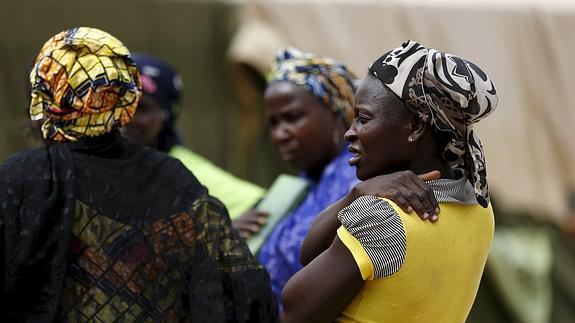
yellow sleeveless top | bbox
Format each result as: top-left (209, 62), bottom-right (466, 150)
top-left (336, 178), bottom-right (494, 323)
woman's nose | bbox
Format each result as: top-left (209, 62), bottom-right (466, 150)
top-left (271, 123), bottom-right (290, 144)
top-left (344, 122), bottom-right (357, 142)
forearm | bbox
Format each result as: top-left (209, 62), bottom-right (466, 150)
top-left (283, 237), bottom-right (363, 323)
top-left (301, 170), bottom-right (442, 266)
top-left (300, 190), bottom-right (358, 266)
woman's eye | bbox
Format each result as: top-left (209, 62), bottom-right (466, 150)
top-left (268, 117), bottom-right (278, 127)
top-left (284, 111), bottom-right (303, 123)
top-left (357, 114), bottom-right (370, 124)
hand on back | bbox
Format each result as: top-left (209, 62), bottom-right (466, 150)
top-left (351, 170), bottom-right (441, 222)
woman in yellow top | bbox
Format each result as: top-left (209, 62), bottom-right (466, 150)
top-left (282, 41), bottom-right (499, 322)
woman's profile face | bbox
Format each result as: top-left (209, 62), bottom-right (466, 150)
top-left (345, 75), bottom-right (413, 180)
top-left (120, 93), bottom-right (165, 146)
top-left (264, 81), bottom-right (341, 172)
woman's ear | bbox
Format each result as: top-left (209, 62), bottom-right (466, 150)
top-left (407, 116), bottom-right (426, 143)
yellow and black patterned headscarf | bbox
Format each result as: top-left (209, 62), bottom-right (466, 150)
top-left (29, 27), bottom-right (141, 142)
top-left (267, 47), bottom-right (357, 127)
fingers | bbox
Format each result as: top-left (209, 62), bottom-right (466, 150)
top-left (240, 210), bottom-right (269, 225)
top-left (407, 174), bottom-right (439, 220)
top-left (234, 221), bottom-right (264, 233)
top-left (393, 171), bottom-right (429, 219)
top-left (388, 190), bottom-right (413, 214)
top-left (370, 171), bottom-right (431, 218)
top-left (254, 210), bottom-right (270, 225)
top-left (403, 190), bottom-right (428, 219)
top-left (238, 230), bottom-right (253, 240)
top-left (418, 170), bottom-right (441, 182)
top-left (393, 171), bottom-right (438, 222)
top-left (358, 170), bottom-right (441, 223)
top-left (234, 223), bottom-right (263, 239)
top-left (233, 222), bottom-right (261, 239)
top-left (232, 210), bottom-right (270, 239)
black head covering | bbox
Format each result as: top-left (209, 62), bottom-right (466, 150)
top-left (132, 53), bottom-right (184, 152)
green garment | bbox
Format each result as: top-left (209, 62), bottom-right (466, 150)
top-left (169, 145), bottom-right (265, 219)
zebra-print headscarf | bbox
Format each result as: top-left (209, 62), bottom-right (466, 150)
top-left (370, 40), bottom-right (498, 207)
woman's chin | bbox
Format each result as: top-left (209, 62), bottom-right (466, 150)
top-left (355, 168), bottom-right (369, 181)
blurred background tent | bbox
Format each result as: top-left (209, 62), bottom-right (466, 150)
top-left (228, 0), bottom-right (575, 226)
top-left (226, 1), bottom-right (575, 322)
top-left (1, 0), bottom-right (574, 322)
top-left (0, 0), bottom-right (288, 188)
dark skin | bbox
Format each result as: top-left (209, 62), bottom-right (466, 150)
top-left (264, 82), bottom-right (347, 181)
top-left (281, 74), bottom-right (454, 323)
top-left (233, 82), bottom-right (347, 238)
top-left (120, 93), bottom-right (271, 238)
top-left (119, 91), bottom-right (272, 238)
top-left (233, 209), bottom-right (270, 239)
top-left (234, 81), bottom-right (442, 239)
top-left (120, 93), bottom-right (166, 148)
top-left (301, 74), bottom-right (447, 265)
top-left (300, 170), bottom-right (440, 267)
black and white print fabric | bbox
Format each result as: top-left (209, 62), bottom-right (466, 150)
top-left (369, 41), bottom-right (498, 207)
top-left (426, 177), bottom-right (477, 205)
top-left (338, 177), bottom-right (477, 279)
top-left (338, 196), bottom-right (407, 279)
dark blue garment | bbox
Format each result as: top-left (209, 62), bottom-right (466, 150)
top-left (258, 149), bottom-right (358, 309)
top-left (131, 53), bottom-right (183, 152)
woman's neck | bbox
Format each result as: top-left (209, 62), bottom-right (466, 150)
top-left (409, 158), bottom-right (455, 180)
top-left (409, 133), bottom-right (456, 179)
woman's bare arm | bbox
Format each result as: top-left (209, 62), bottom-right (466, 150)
top-left (282, 236), bottom-right (363, 323)
top-left (300, 170), bottom-right (440, 266)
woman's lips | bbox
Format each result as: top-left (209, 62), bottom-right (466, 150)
top-left (281, 151), bottom-right (296, 161)
top-left (348, 146), bottom-right (361, 166)
top-left (279, 146), bottom-right (298, 161)
top-left (349, 154), bottom-right (360, 166)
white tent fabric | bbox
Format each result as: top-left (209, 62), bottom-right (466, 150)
top-left (228, 0), bottom-right (575, 225)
